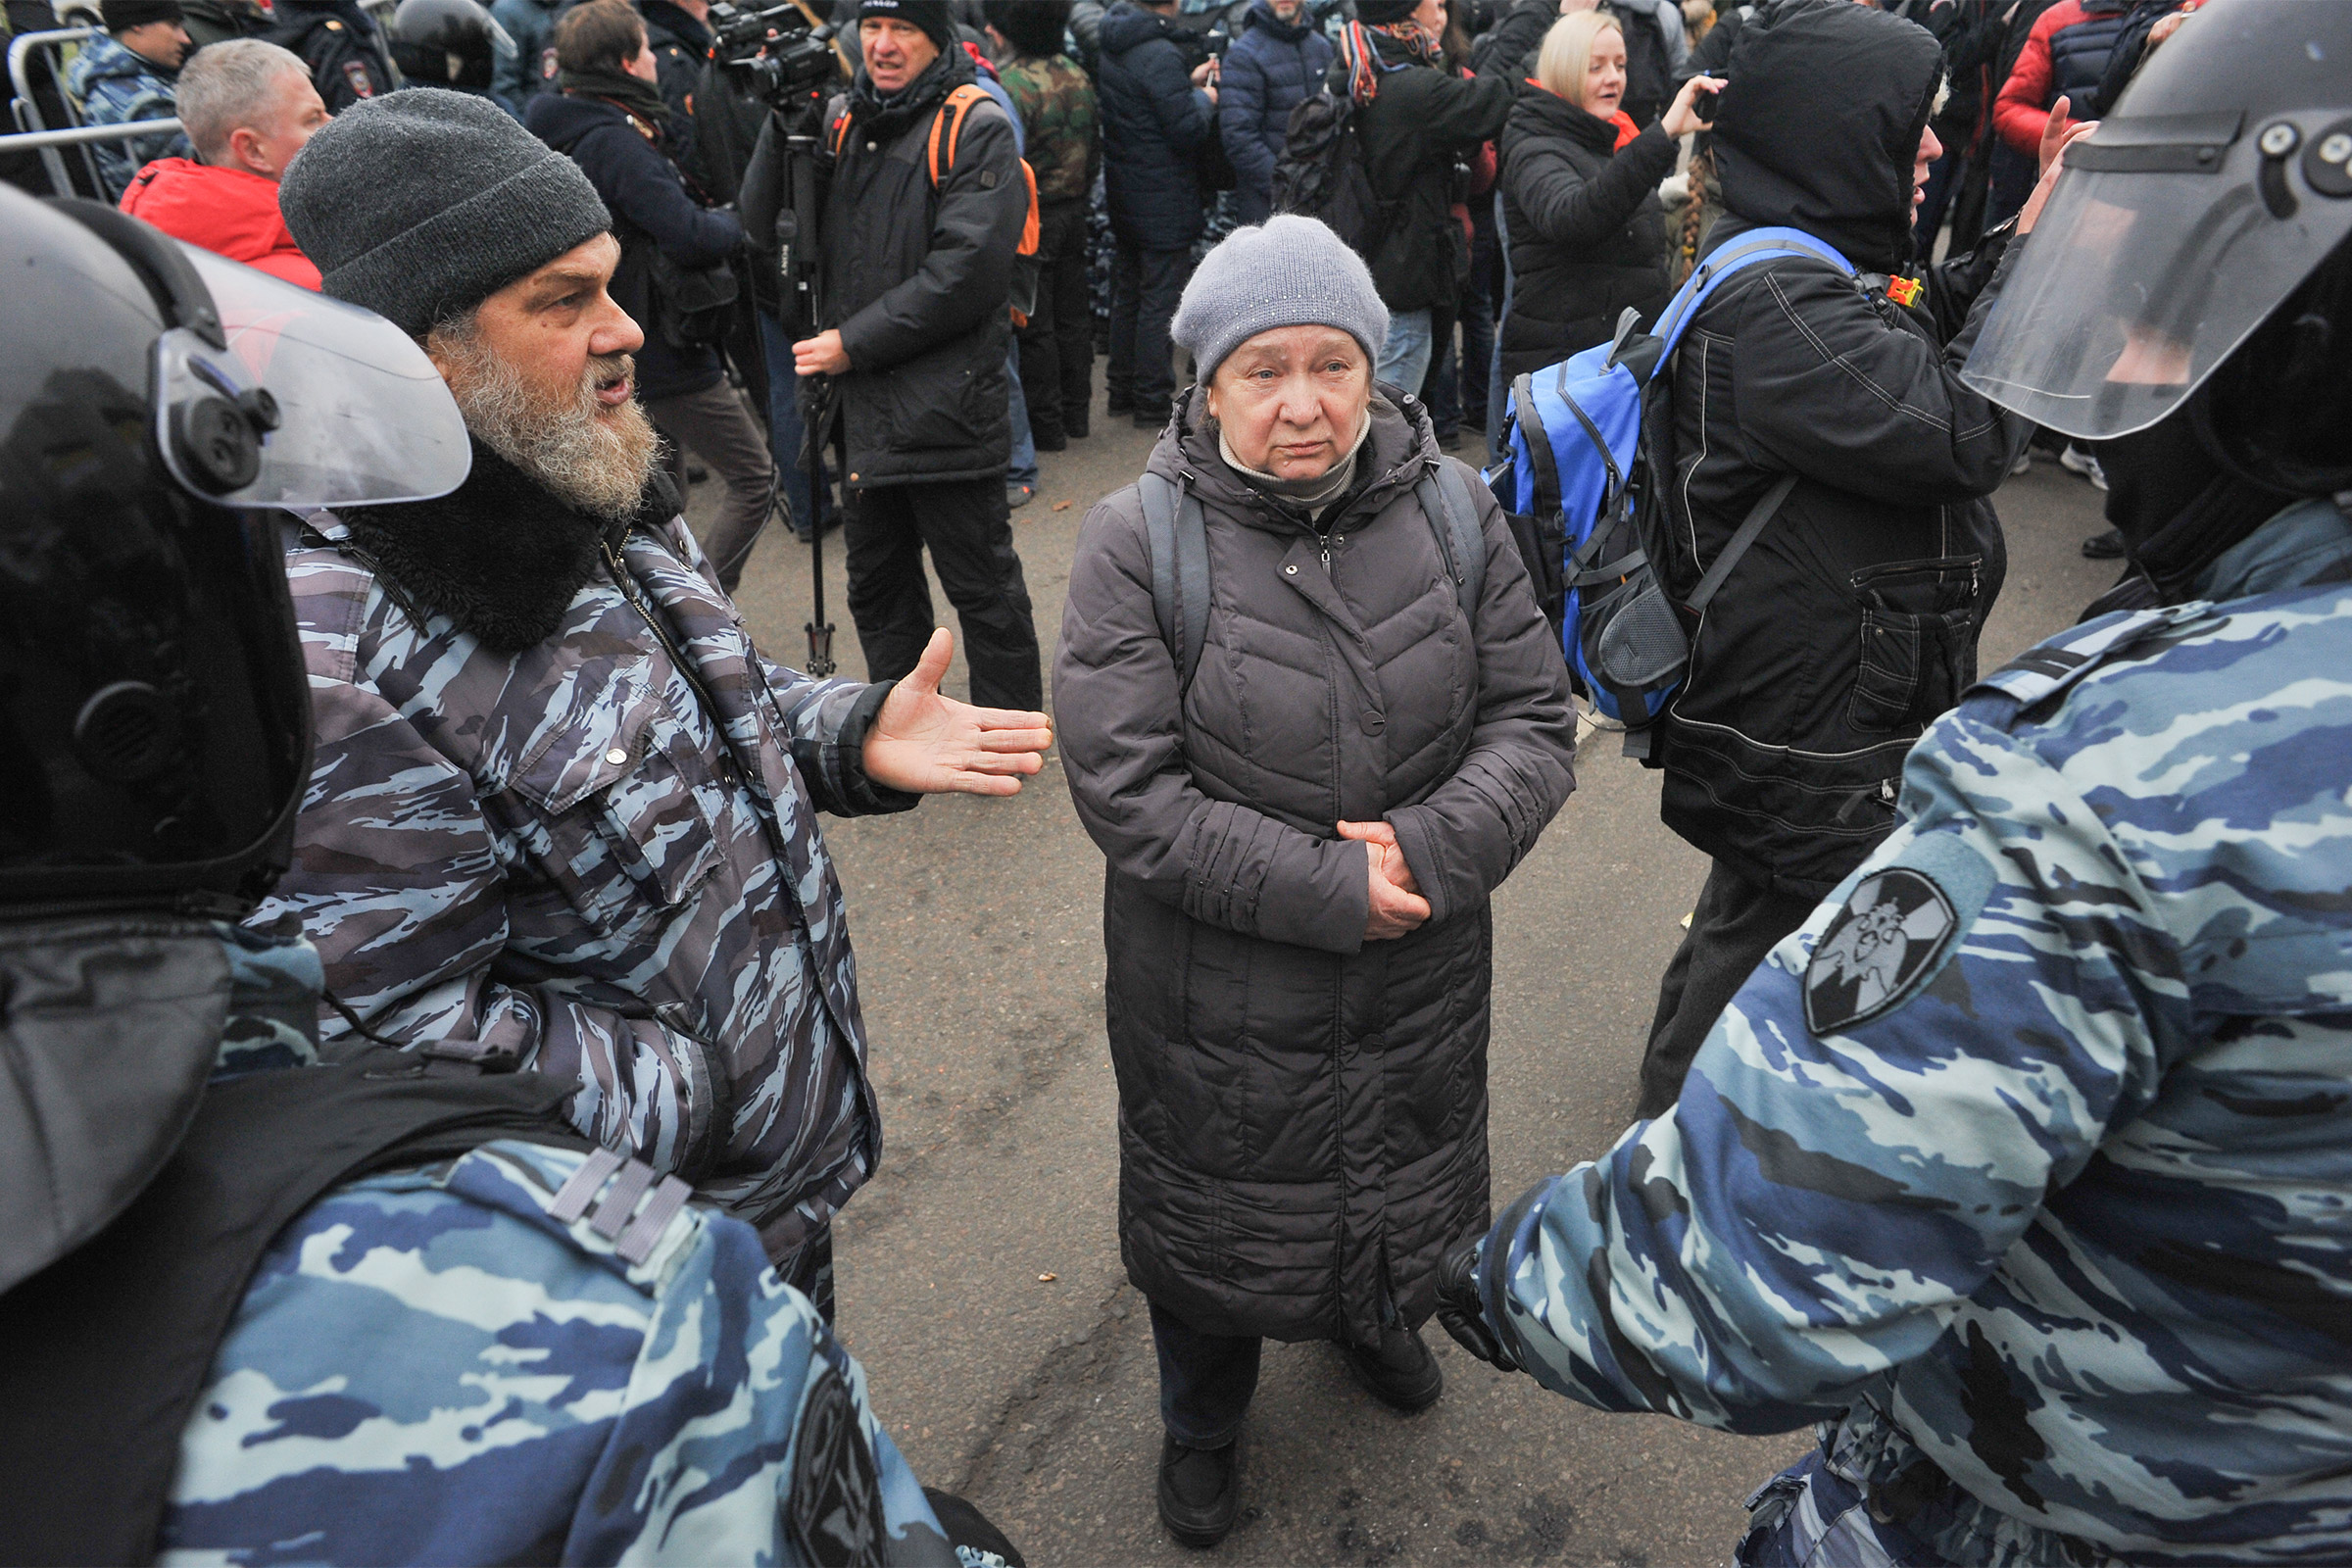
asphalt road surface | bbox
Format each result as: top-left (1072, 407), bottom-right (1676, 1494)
top-left (703, 389), bottom-right (2115, 1567)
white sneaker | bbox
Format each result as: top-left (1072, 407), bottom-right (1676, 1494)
top-left (2059, 443), bottom-right (2108, 491)
top-left (2008, 449), bottom-right (2034, 477)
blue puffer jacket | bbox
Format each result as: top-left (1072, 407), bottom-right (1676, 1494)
top-left (1218, 0), bottom-right (1332, 225)
top-left (1098, 0), bottom-right (1214, 250)
top-left (2047, 0), bottom-right (2131, 107)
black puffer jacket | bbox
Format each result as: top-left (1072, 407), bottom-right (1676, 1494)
top-left (1097, 0), bottom-right (1213, 250)
top-left (1355, 30), bottom-right (1513, 312)
top-left (1054, 392), bottom-right (1576, 1346)
top-left (744, 47), bottom-right (1028, 489)
top-left (1652, 0), bottom-right (2027, 901)
top-left (1496, 83), bottom-right (1677, 380)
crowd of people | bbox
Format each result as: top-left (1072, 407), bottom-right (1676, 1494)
top-left (2, 0), bottom-right (2349, 1563)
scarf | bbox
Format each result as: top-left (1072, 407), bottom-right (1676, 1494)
top-left (848, 47), bottom-right (962, 137)
top-left (559, 65), bottom-right (670, 130)
top-left (1527, 78), bottom-right (1640, 149)
top-left (1339, 19), bottom-right (1441, 106)
top-left (338, 440), bottom-right (674, 653)
top-left (1218, 409), bottom-right (1375, 521)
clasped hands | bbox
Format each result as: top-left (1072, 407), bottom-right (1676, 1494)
top-left (860, 628), bottom-right (1053, 796)
top-left (1339, 819), bottom-right (1428, 943)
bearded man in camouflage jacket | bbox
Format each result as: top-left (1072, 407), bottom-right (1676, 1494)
top-left (261, 90), bottom-right (1053, 1301)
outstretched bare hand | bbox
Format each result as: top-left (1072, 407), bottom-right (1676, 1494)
top-left (860, 628), bottom-right (1053, 797)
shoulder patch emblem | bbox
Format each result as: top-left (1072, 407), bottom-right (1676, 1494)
top-left (1803, 867), bottom-right (1957, 1034)
top-left (342, 59), bottom-right (375, 97)
top-left (788, 1358), bottom-right (887, 1566)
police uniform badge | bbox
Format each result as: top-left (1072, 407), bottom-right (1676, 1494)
top-left (1803, 867), bottom-right (1957, 1033)
top-left (342, 59), bottom-right (377, 98)
top-left (788, 1357), bottom-right (887, 1567)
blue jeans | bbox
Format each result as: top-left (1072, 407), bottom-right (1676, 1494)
top-left (1378, 308), bottom-right (1433, 401)
top-left (1004, 336), bottom-right (1038, 490)
top-left (757, 309), bottom-right (828, 535)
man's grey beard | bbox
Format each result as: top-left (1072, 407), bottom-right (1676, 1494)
top-left (430, 318), bottom-right (662, 521)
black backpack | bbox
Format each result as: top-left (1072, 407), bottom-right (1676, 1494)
top-left (1270, 89), bottom-right (1393, 256)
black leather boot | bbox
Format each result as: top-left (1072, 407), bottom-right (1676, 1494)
top-left (1157, 1434), bottom-right (1241, 1548)
top-left (1342, 1325), bottom-right (1444, 1413)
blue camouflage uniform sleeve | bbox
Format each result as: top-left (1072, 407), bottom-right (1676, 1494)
top-left (1476, 690), bottom-right (2172, 1432)
top-left (161, 1141), bottom-right (973, 1565)
top-left (657, 517), bottom-right (916, 819)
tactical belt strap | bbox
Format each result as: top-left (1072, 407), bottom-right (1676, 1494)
top-left (0, 1051), bottom-right (590, 1567)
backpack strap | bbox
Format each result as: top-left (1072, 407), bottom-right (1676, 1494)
top-left (928, 82), bottom-right (989, 184)
top-left (1139, 472), bottom-right (1212, 693)
top-left (1686, 471), bottom-right (1797, 616)
top-left (1415, 461), bottom-right (1485, 624)
top-left (1649, 225), bottom-right (1858, 363)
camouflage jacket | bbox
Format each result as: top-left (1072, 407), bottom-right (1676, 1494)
top-left (999, 51), bottom-right (1099, 204)
top-left (252, 502), bottom-right (914, 1264)
top-left (163, 925), bottom-right (986, 1566)
top-left (1467, 498), bottom-right (2352, 1564)
top-left (64, 34), bottom-right (191, 200)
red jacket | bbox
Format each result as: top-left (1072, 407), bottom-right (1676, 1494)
top-left (119, 159), bottom-right (322, 289)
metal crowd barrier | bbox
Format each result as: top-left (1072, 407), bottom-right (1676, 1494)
top-left (5, 27), bottom-right (182, 198)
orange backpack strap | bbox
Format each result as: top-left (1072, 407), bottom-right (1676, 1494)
top-left (927, 83), bottom-right (989, 184)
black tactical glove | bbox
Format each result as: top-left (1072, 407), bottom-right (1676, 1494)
top-left (1434, 1234), bottom-right (1519, 1373)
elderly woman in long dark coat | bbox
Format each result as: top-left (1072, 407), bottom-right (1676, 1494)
top-left (1054, 214), bottom-right (1577, 1548)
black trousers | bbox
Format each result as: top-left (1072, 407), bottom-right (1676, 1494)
top-left (1637, 858), bottom-right (1817, 1117)
top-left (1106, 243), bottom-right (1196, 419)
top-left (1150, 1301), bottom-right (1260, 1449)
top-left (843, 475), bottom-right (1043, 710)
top-left (1017, 197), bottom-right (1095, 444)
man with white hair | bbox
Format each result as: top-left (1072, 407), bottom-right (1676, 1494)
top-left (118, 37), bottom-right (328, 286)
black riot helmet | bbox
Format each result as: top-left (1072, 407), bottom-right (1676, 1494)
top-left (1963, 0), bottom-right (2352, 467)
top-left (389, 0), bottom-right (502, 90)
top-left (0, 186), bottom-right (471, 920)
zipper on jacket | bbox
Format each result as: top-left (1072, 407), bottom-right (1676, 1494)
top-left (601, 533), bottom-right (726, 732)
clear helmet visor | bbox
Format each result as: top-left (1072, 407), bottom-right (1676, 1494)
top-left (1963, 112), bottom-right (2352, 441)
top-left (154, 243), bottom-right (471, 509)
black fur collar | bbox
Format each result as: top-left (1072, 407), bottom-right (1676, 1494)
top-left (338, 441), bottom-right (676, 653)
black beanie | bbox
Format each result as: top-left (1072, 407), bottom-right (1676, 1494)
top-left (1354, 0), bottom-right (1419, 23)
top-left (101, 0), bottom-right (183, 30)
top-left (857, 0), bottom-right (955, 52)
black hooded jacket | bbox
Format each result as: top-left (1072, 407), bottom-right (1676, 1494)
top-left (1649, 0), bottom-right (2028, 900)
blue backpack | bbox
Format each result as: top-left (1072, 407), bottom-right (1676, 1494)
top-left (1494, 226), bottom-right (1856, 745)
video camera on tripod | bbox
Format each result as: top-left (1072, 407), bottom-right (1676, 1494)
top-left (707, 0), bottom-right (839, 106)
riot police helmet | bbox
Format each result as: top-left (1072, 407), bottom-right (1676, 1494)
top-left (0, 186), bottom-right (470, 920)
top-left (1963, 0), bottom-right (2352, 476)
top-left (389, 0), bottom-right (502, 90)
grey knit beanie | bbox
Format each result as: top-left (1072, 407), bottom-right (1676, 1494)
top-left (1170, 216), bottom-right (1390, 383)
top-left (278, 88), bottom-right (612, 337)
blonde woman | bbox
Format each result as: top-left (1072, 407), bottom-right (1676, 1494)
top-left (1494, 8), bottom-right (1720, 381)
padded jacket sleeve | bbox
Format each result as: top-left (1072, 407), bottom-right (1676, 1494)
top-left (1219, 37), bottom-right (1274, 195)
top-left (1725, 254), bottom-right (2027, 508)
top-left (1505, 122), bottom-right (1680, 251)
top-left (1143, 36), bottom-right (1214, 153)
top-left (1054, 495), bottom-right (1375, 955)
top-left (1382, 485), bottom-right (1579, 928)
top-left (835, 100), bottom-right (1028, 374)
top-left (586, 121), bottom-right (744, 267)
top-left (1991, 3), bottom-right (2063, 156)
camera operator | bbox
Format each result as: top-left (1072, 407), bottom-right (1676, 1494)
top-left (744, 0), bottom-right (1044, 710)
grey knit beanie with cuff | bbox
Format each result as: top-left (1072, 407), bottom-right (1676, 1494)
top-left (1171, 215), bottom-right (1391, 385)
top-left (278, 88), bottom-right (612, 338)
